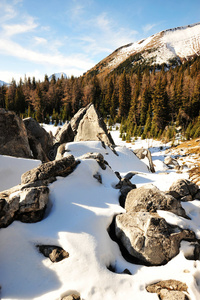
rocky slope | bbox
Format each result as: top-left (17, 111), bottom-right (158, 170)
top-left (86, 22), bottom-right (200, 77)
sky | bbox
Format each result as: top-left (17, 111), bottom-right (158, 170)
top-left (0, 0), bottom-right (200, 83)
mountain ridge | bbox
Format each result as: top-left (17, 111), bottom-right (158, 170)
top-left (85, 22), bottom-right (200, 77)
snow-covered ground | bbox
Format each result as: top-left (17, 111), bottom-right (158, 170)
top-left (0, 127), bottom-right (200, 299)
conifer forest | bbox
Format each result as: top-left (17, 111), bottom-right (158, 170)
top-left (1, 56), bottom-right (200, 141)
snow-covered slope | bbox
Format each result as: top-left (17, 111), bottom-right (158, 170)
top-left (87, 22), bottom-right (200, 76)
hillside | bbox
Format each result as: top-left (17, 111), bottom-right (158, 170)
top-left (86, 22), bottom-right (200, 77)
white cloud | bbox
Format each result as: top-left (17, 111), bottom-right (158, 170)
top-left (2, 16), bottom-right (38, 36)
top-left (34, 36), bottom-right (48, 45)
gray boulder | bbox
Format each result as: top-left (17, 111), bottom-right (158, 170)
top-left (0, 109), bottom-right (32, 158)
top-left (168, 179), bottom-right (199, 201)
top-left (74, 104), bottom-right (115, 147)
top-left (0, 185), bottom-right (49, 228)
top-left (55, 105), bottom-right (90, 144)
top-left (133, 148), bottom-right (155, 173)
top-left (23, 117), bottom-right (53, 162)
top-left (125, 184), bottom-right (187, 218)
top-left (21, 155), bottom-right (78, 185)
top-left (164, 156), bottom-right (179, 167)
top-left (115, 211), bottom-right (195, 266)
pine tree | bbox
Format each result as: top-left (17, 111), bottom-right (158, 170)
top-left (118, 71), bottom-right (131, 119)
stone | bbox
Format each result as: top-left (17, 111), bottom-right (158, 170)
top-left (168, 179), bottom-right (199, 199)
top-left (54, 105), bottom-right (90, 145)
top-left (21, 155), bottom-right (78, 184)
top-left (0, 109), bottom-right (32, 158)
top-left (62, 294), bottom-right (80, 300)
top-left (23, 117), bottom-right (53, 162)
top-left (125, 184), bottom-right (187, 218)
top-left (0, 184), bottom-right (49, 228)
top-left (74, 104), bottom-right (115, 147)
top-left (78, 152), bottom-right (108, 170)
top-left (54, 122), bottom-right (74, 145)
top-left (164, 156), bottom-right (179, 167)
top-left (37, 245), bottom-right (69, 262)
top-left (115, 211), bottom-right (195, 265)
top-left (146, 280), bottom-right (189, 300)
top-left (133, 148), bottom-right (155, 173)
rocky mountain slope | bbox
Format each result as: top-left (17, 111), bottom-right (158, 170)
top-left (86, 22), bottom-right (200, 77)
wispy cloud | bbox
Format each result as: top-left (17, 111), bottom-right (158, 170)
top-left (2, 16), bottom-right (38, 36)
top-left (142, 23), bottom-right (161, 34)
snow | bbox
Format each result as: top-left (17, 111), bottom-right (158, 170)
top-left (107, 22), bottom-right (200, 71)
top-left (0, 127), bottom-right (200, 299)
top-left (0, 155), bottom-right (40, 191)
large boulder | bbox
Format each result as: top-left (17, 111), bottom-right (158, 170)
top-left (21, 155), bottom-right (78, 184)
top-left (115, 211), bottom-right (195, 266)
top-left (133, 148), bottom-right (155, 173)
top-left (55, 105), bottom-right (90, 144)
top-left (168, 179), bottom-right (199, 201)
top-left (125, 184), bottom-right (187, 218)
top-left (0, 184), bottom-right (49, 228)
top-left (23, 117), bottom-right (53, 162)
top-left (74, 104), bottom-right (115, 147)
top-left (0, 109), bottom-right (32, 158)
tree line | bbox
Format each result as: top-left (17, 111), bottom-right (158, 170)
top-left (0, 56), bottom-right (200, 140)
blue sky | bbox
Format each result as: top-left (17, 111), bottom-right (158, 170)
top-left (0, 0), bottom-right (200, 83)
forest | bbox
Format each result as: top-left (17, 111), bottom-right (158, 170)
top-left (0, 55), bottom-right (200, 142)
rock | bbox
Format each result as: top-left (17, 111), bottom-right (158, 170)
top-left (0, 109), bottom-right (32, 158)
top-left (21, 155), bottom-right (78, 184)
top-left (168, 179), bottom-right (199, 200)
top-left (164, 156), bottom-right (179, 167)
top-left (125, 184), bottom-right (187, 218)
top-left (54, 105), bottom-right (91, 145)
top-left (93, 173), bottom-right (102, 184)
top-left (23, 117), bottom-right (53, 162)
top-left (78, 152), bottom-right (108, 170)
top-left (133, 148), bottom-right (155, 173)
top-left (0, 185), bottom-right (49, 228)
top-left (146, 280), bottom-right (189, 300)
top-left (37, 245), bottom-right (69, 262)
top-left (116, 177), bottom-right (137, 208)
top-left (62, 294), bottom-right (80, 300)
top-left (74, 104), bottom-right (115, 147)
top-left (54, 122), bottom-right (74, 145)
top-left (115, 211), bottom-right (195, 265)
top-left (159, 289), bottom-right (189, 300)
top-left (194, 190), bottom-right (200, 200)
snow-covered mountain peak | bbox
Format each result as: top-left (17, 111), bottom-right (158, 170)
top-left (48, 72), bottom-right (67, 81)
top-left (86, 22), bottom-right (200, 77)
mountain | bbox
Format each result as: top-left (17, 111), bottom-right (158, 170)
top-left (0, 80), bottom-right (9, 86)
top-left (86, 22), bottom-right (200, 77)
top-left (48, 72), bottom-right (67, 81)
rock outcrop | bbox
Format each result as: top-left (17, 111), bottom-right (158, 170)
top-left (146, 280), bottom-right (189, 299)
top-left (125, 184), bottom-right (187, 217)
top-left (0, 155), bottom-right (78, 228)
top-left (23, 117), bottom-right (53, 162)
top-left (0, 109), bottom-right (32, 158)
top-left (168, 179), bottom-right (199, 201)
top-left (133, 148), bottom-right (155, 173)
top-left (21, 155), bottom-right (78, 185)
top-left (115, 211), bottom-right (195, 265)
top-left (55, 104), bottom-right (114, 148)
top-left (0, 184), bottom-right (49, 228)
top-left (74, 104), bottom-right (114, 147)
top-left (114, 182), bottom-right (197, 266)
